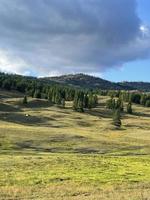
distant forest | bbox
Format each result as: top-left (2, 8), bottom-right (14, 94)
top-left (0, 72), bottom-right (150, 129)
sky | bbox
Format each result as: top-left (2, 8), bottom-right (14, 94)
top-left (0, 0), bottom-right (150, 82)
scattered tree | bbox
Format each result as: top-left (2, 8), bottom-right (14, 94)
top-left (145, 100), bottom-right (150, 107)
top-left (113, 109), bottom-right (122, 128)
top-left (127, 102), bottom-right (132, 114)
top-left (22, 95), bottom-right (28, 104)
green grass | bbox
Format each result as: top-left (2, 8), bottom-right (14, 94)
top-left (0, 90), bottom-right (150, 199)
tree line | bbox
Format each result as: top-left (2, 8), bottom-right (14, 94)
top-left (100, 90), bottom-right (150, 107)
top-left (0, 73), bottom-right (98, 112)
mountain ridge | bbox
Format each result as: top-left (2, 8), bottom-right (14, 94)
top-left (0, 72), bottom-right (150, 91)
top-left (41, 73), bottom-right (150, 91)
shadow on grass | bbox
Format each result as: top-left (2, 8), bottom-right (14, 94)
top-left (76, 121), bottom-right (92, 127)
top-left (26, 99), bottom-right (53, 109)
top-left (47, 134), bottom-right (86, 143)
top-left (0, 112), bottom-right (56, 126)
top-left (133, 112), bottom-right (150, 118)
top-left (125, 123), bottom-right (150, 130)
top-left (6, 134), bottom-right (88, 153)
top-left (86, 108), bottom-right (112, 119)
top-left (0, 103), bottom-right (22, 112)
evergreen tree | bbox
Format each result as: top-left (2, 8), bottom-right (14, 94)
top-left (106, 98), bottom-right (114, 109)
top-left (55, 91), bottom-right (62, 105)
top-left (113, 109), bottom-right (122, 128)
top-left (73, 91), bottom-right (78, 111)
top-left (77, 91), bottom-right (84, 112)
top-left (145, 100), bottom-right (150, 107)
top-left (22, 95), bottom-right (28, 104)
top-left (93, 95), bottom-right (98, 107)
top-left (61, 98), bottom-right (65, 108)
top-left (84, 94), bottom-right (89, 108)
top-left (127, 102), bottom-right (132, 114)
top-left (140, 94), bottom-right (147, 106)
top-left (48, 89), bottom-right (53, 103)
top-left (73, 91), bottom-right (84, 112)
top-left (88, 93), bottom-right (94, 109)
top-left (129, 93), bottom-right (141, 104)
top-left (112, 99), bottom-right (116, 110)
top-left (34, 90), bottom-right (41, 98)
top-left (115, 98), bottom-right (124, 111)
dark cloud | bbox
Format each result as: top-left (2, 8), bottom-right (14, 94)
top-left (0, 0), bottom-right (149, 76)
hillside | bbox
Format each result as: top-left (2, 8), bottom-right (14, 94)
top-left (0, 72), bottom-right (150, 91)
top-left (119, 81), bottom-right (150, 91)
top-left (42, 73), bottom-right (150, 91)
top-left (41, 73), bottom-right (127, 90)
top-left (0, 90), bottom-right (150, 199)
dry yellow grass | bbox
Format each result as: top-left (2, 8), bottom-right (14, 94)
top-left (0, 90), bottom-right (150, 199)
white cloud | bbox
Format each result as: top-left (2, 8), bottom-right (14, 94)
top-left (0, 0), bottom-right (149, 76)
top-left (0, 50), bottom-right (30, 75)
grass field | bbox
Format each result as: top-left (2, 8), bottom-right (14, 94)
top-left (0, 90), bottom-right (150, 199)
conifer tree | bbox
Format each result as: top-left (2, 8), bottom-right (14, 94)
top-left (34, 90), bottom-right (41, 98)
top-left (88, 93), bottom-right (94, 109)
top-left (113, 109), bottom-right (122, 128)
top-left (22, 95), bottom-right (28, 104)
top-left (127, 102), bottom-right (132, 114)
top-left (140, 94), bottom-right (147, 106)
top-left (55, 91), bottom-right (62, 105)
top-left (145, 100), bottom-right (150, 107)
top-left (84, 94), bottom-right (89, 108)
top-left (61, 98), bottom-right (65, 108)
top-left (77, 91), bottom-right (84, 112)
top-left (106, 98), bottom-right (113, 109)
top-left (116, 98), bottom-right (124, 111)
top-left (73, 91), bottom-right (84, 112)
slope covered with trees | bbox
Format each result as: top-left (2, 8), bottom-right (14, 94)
top-left (42, 73), bottom-right (150, 91)
top-left (1, 72), bottom-right (150, 92)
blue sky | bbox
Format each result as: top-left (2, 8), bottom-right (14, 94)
top-left (104, 0), bottom-right (150, 82)
top-left (104, 60), bottom-right (150, 82)
top-left (0, 0), bottom-right (150, 82)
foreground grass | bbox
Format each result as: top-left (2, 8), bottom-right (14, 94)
top-left (0, 154), bottom-right (150, 199)
top-left (0, 90), bottom-right (150, 199)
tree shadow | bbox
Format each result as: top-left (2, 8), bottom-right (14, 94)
top-left (133, 112), bottom-right (150, 118)
top-left (76, 121), bottom-right (92, 127)
top-left (12, 134), bottom-right (87, 153)
top-left (26, 99), bottom-right (53, 108)
top-left (0, 112), bottom-right (56, 126)
top-left (0, 102), bottom-right (22, 112)
top-left (86, 108), bottom-right (112, 119)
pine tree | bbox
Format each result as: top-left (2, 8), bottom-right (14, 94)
top-left (113, 109), bottom-right (122, 128)
top-left (84, 94), bottom-right (89, 108)
top-left (34, 90), bottom-right (41, 98)
top-left (73, 91), bottom-right (84, 112)
top-left (55, 91), bottom-right (62, 105)
top-left (93, 95), bottom-right (98, 107)
top-left (77, 91), bottom-right (84, 112)
top-left (88, 93), bottom-right (94, 109)
top-left (140, 95), bottom-right (147, 106)
top-left (48, 90), bottom-right (53, 103)
top-left (106, 98), bottom-right (113, 109)
top-left (145, 100), bottom-right (150, 107)
top-left (116, 98), bottom-right (124, 111)
top-left (22, 95), bottom-right (27, 104)
top-left (127, 102), bottom-right (132, 114)
top-left (61, 98), bottom-right (65, 108)
top-left (73, 91), bottom-right (78, 111)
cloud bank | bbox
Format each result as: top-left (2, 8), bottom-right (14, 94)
top-left (0, 0), bottom-right (150, 76)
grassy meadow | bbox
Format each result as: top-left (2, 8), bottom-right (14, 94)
top-left (0, 89), bottom-right (150, 199)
